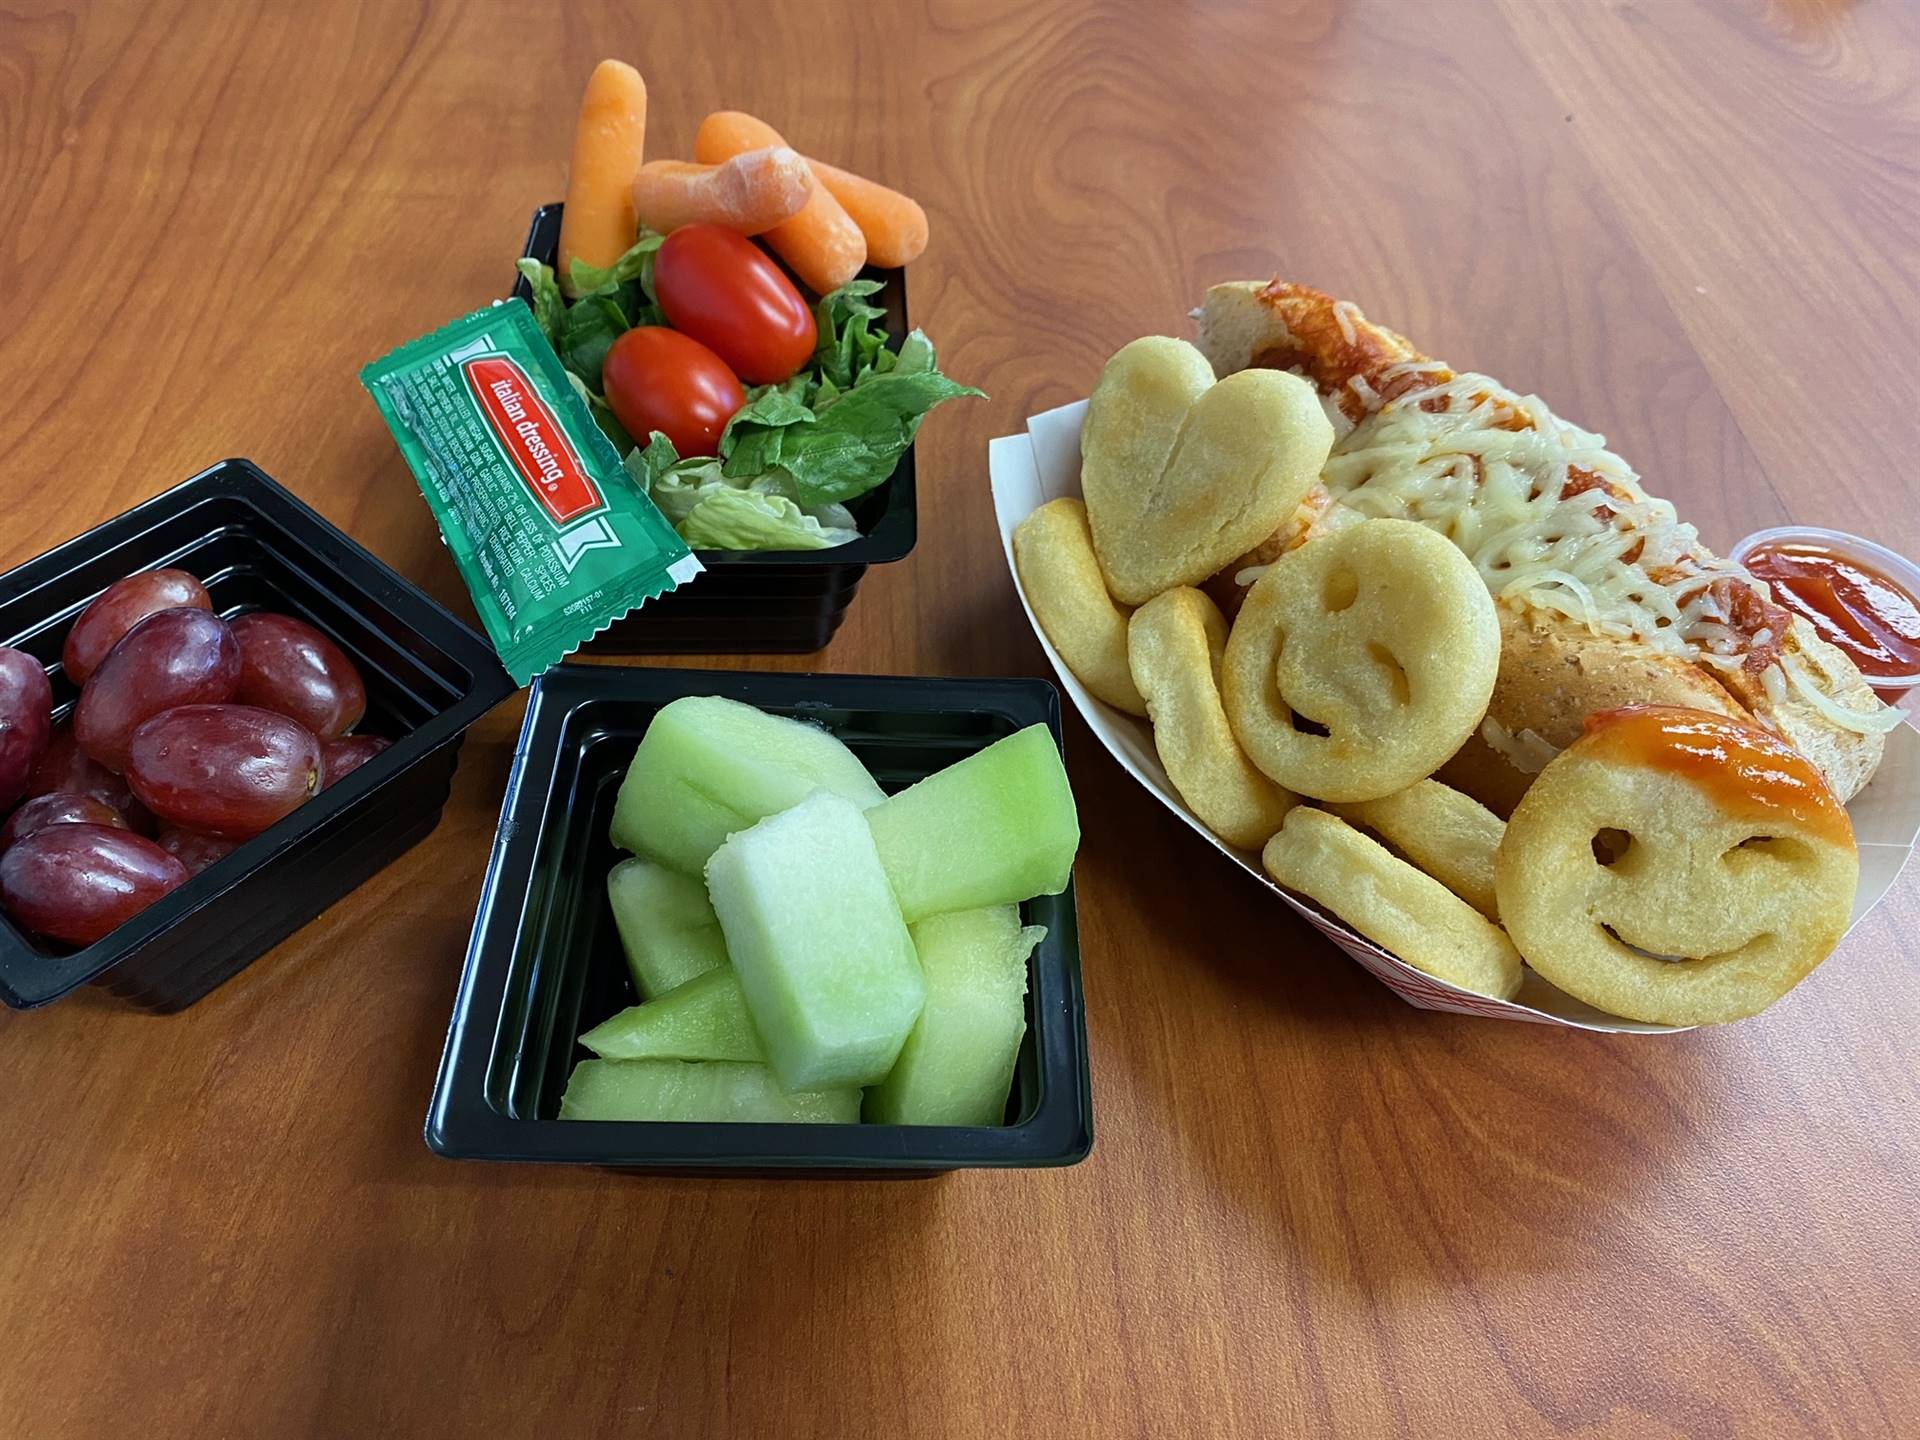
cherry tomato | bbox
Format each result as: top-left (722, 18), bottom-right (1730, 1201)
top-left (600, 326), bottom-right (745, 458)
top-left (655, 224), bottom-right (819, 385)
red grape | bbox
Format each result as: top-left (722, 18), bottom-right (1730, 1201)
top-left (63, 569), bottom-right (211, 685)
top-left (28, 729), bottom-right (142, 821)
top-left (1, 793), bottom-right (128, 852)
top-left (156, 827), bottom-right (240, 877)
top-left (230, 612), bottom-right (367, 740)
top-left (125, 704), bottom-right (321, 839)
top-left (0, 647), bottom-right (53, 808)
top-left (0, 824), bottom-right (187, 944)
top-left (74, 608), bottom-right (239, 772)
top-left (319, 734), bottom-right (392, 789)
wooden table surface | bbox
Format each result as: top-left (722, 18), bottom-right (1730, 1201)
top-left (4, 2), bottom-right (1918, 1436)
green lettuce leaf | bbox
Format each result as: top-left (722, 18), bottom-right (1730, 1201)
top-left (563, 370), bottom-right (634, 452)
top-left (721, 329), bottom-right (983, 506)
top-left (516, 259), bottom-right (565, 345)
top-left (564, 230), bottom-right (665, 301)
top-left (556, 294), bottom-right (629, 391)
top-left (628, 432), bottom-right (859, 550)
top-left (812, 280), bottom-right (892, 392)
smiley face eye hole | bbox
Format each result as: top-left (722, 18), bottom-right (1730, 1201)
top-left (1289, 709), bottom-right (1332, 738)
top-left (1367, 643), bottom-right (1410, 706)
top-left (1323, 569), bottom-right (1360, 612)
top-left (1724, 835), bottom-right (1811, 865)
top-left (1591, 828), bottom-right (1633, 866)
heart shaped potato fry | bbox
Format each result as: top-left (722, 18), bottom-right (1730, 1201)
top-left (1495, 705), bottom-right (1858, 1025)
top-left (1080, 337), bottom-right (1332, 606)
top-left (1222, 519), bottom-right (1499, 802)
top-left (1128, 587), bottom-right (1294, 849)
top-left (1013, 498), bottom-right (1146, 715)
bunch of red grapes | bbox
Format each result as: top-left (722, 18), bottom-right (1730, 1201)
top-left (0, 570), bottom-right (391, 946)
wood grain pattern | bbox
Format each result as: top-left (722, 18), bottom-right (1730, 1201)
top-left (2, 1), bottom-right (1916, 1436)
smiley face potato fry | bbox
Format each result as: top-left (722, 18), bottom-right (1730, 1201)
top-left (1128, 588), bottom-right (1295, 849)
top-left (1263, 807), bottom-right (1523, 1000)
top-left (1079, 337), bottom-right (1333, 606)
top-left (1329, 780), bottom-right (1504, 920)
top-left (1221, 519), bottom-right (1499, 803)
top-left (1495, 706), bottom-right (1859, 1026)
top-left (1013, 498), bottom-right (1147, 716)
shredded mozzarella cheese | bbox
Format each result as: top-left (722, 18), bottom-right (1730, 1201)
top-left (1314, 368), bottom-right (1901, 736)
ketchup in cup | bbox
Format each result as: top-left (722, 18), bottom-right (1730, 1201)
top-left (1733, 527), bottom-right (1920, 703)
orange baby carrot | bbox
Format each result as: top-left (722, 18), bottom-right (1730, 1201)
top-left (806, 159), bottom-right (928, 268)
top-left (559, 60), bottom-right (648, 297)
top-left (631, 147), bottom-right (815, 236)
top-left (694, 111), bottom-right (866, 294)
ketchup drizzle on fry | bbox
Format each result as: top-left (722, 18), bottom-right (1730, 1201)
top-left (1578, 705), bottom-right (1854, 846)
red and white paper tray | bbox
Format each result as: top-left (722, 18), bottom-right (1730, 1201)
top-left (989, 401), bottom-right (1920, 1033)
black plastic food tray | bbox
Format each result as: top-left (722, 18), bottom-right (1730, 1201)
top-left (426, 665), bottom-right (1092, 1175)
top-left (513, 204), bottom-right (918, 654)
top-left (0, 459), bottom-right (514, 1012)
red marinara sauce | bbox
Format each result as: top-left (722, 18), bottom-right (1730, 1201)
top-left (1741, 539), bottom-right (1920, 683)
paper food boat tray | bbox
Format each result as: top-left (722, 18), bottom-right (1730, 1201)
top-left (990, 401), bottom-right (1920, 1033)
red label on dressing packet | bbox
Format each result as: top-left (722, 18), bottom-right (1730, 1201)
top-left (461, 356), bottom-right (603, 526)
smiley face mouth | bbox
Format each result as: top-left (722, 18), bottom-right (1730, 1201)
top-left (1600, 921), bottom-right (1769, 966)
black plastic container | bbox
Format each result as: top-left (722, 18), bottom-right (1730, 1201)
top-left (0, 459), bottom-right (514, 1012)
top-left (426, 665), bottom-right (1092, 1174)
top-left (513, 204), bottom-right (918, 654)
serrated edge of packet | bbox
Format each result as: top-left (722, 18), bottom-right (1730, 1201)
top-left (498, 552), bottom-right (706, 686)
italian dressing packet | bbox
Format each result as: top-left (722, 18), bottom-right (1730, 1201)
top-left (360, 299), bottom-right (700, 683)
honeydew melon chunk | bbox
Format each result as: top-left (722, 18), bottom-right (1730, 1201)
top-left (705, 790), bottom-right (925, 1091)
top-left (559, 1059), bottom-right (857, 1123)
top-left (864, 906), bottom-right (1043, 1126)
top-left (606, 858), bottom-right (728, 999)
top-left (609, 695), bottom-right (885, 875)
top-left (866, 724), bottom-right (1081, 923)
top-left (578, 966), bottom-right (764, 1062)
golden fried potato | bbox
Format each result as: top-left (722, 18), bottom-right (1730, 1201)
top-left (1221, 519), bottom-right (1499, 802)
top-left (1495, 706), bottom-right (1859, 1025)
top-left (1079, 337), bottom-right (1332, 606)
top-left (1013, 498), bottom-right (1147, 716)
top-left (1263, 807), bottom-right (1523, 1000)
top-left (1128, 587), bottom-right (1295, 849)
top-left (1329, 779), bottom-right (1504, 920)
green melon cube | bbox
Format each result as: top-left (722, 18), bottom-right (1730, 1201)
top-left (705, 790), bottom-right (925, 1091)
top-left (609, 695), bottom-right (885, 875)
top-left (578, 967), bottom-right (764, 1062)
top-left (863, 906), bottom-right (1042, 1126)
top-left (558, 1059), bottom-right (857, 1123)
top-left (606, 858), bottom-right (728, 999)
top-left (866, 724), bottom-right (1080, 923)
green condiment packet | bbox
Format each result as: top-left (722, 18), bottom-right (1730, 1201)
top-left (359, 299), bottom-right (700, 683)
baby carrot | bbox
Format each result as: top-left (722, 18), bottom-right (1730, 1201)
top-left (631, 147), bottom-right (815, 236)
top-left (806, 159), bottom-right (928, 268)
top-left (559, 60), bottom-right (648, 297)
top-left (694, 111), bottom-right (866, 294)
